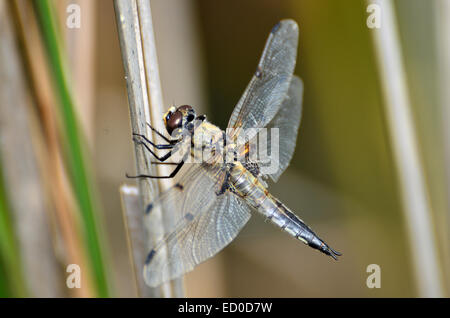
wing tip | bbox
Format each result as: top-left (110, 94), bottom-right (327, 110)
top-left (271, 19), bottom-right (299, 35)
top-left (281, 19), bottom-right (299, 32)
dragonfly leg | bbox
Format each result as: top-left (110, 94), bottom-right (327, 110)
top-left (126, 161), bottom-right (185, 179)
top-left (133, 133), bottom-right (174, 150)
top-left (134, 137), bottom-right (174, 162)
top-left (146, 123), bottom-right (178, 144)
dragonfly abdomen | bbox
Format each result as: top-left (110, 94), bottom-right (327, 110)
top-left (262, 195), bottom-right (342, 260)
top-left (229, 163), bottom-right (341, 260)
top-left (259, 194), bottom-right (313, 244)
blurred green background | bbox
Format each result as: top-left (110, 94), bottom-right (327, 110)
top-left (0, 0), bottom-right (448, 297)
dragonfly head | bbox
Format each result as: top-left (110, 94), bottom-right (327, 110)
top-left (163, 105), bottom-right (197, 137)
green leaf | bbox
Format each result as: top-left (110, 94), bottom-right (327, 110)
top-left (33, 0), bottom-right (111, 297)
top-left (0, 158), bottom-right (27, 297)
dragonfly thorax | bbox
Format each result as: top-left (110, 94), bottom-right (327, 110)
top-left (190, 121), bottom-right (225, 162)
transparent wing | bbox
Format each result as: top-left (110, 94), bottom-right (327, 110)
top-left (143, 163), bottom-right (251, 287)
top-left (227, 19), bottom-right (298, 141)
top-left (235, 76), bottom-right (303, 182)
top-left (260, 75), bottom-right (303, 181)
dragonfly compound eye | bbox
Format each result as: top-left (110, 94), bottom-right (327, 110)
top-left (166, 111), bottom-right (183, 136)
top-left (177, 105), bottom-right (193, 112)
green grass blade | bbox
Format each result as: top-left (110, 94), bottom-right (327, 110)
top-left (0, 158), bottom-right (27, 297)
top-left (33, 0), bottom-right (111, 297)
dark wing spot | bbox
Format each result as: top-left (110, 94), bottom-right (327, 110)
top-left (145, 203), bottom-right (153, 215)
top-left (184, 213), bottom-right (194, 221)
top-left (175, 183), bottom-right (184, 190)
top-left (271, 21), bottom-right (281, 34)
top-left (145, 249), bottom-right (156, 264)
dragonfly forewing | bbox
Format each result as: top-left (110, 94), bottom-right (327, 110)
top-left (260, 75), bottom-right (303, 181)
top-left (228, 19), bottom-right (299, 142)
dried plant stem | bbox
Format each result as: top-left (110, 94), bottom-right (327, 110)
top-left (435, 0), bottom-right (450, 292)
top-left (120, 185), bottom-right (151, 297)
top-left (33, 0), bottom-right (111, 297)
top-left (114, 0), bottom-right (184, 297)
top-left (0, 1), bottom-right (61, 296)
top-left (136, 0), bottom-right (185, 296)
top-left (368, 0), bottom-right (444, 297)
top-left (10, 0), bottom-right (94, 297)
top-left (64, 0), bottom-right (96, 146)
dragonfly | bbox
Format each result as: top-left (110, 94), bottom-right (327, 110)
top-left (129, 19), bottom-right (341, 287)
